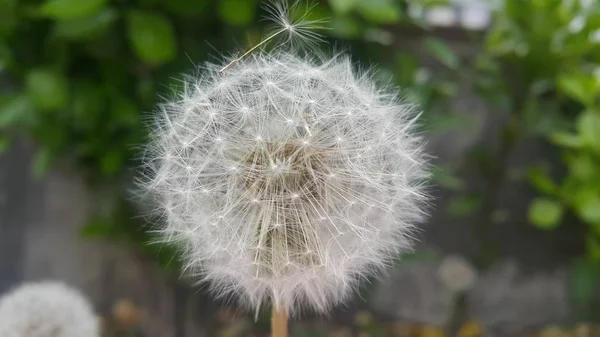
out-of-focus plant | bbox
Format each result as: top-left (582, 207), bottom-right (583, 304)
top-left (414, 0), bottom-right (600, 270)
top-left (460, 0), bottom-right (600, 319)
top-left (479, 0), bottom-right (600, 260)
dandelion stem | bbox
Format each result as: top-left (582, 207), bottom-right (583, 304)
top-left (220, 27), bottom-right (288, 72)
top-left (271, 301), bottom-right (288, 337)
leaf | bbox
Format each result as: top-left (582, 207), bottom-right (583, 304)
top-left (424, 37), bottom-right (459, 69)
top-left (54, 8), bottom-right (118, 40)
top-left (528, 198), bottom-right (563, 229)
top-left (551, 131), bottom-right (582, 148)
top-left (527, 166), bottom-right (556, 194)
top-left (568, 154), bottom-right (596, 181)
top-left (127, 11), bottom-right (176, 65)
top-left (329, 15), bottom-right (361, 39)
top-left (26, 68), bottom-right (69, 111)
top-left (577, 111), bottom-right (600, 150)
top-left (218, 0), bottom-right (258, 26)
top-left (357, 0), bottom-right (402, 23)
top-left (558, 73), bottom-right (598, 106)
top-left (0, 93), bottom-right (33, 128)
top-left (328, 0), bottom-right (359, 14)
top-left (577, 194), bottom-right (600, 224)
top-left (39, 0), bottom-right (107, 19)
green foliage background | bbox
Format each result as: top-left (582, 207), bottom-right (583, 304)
top-left (2, 0), bottom-right (600, 320)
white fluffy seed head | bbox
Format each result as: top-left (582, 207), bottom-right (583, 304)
top-left (0, 281), bottom-right (100, 337)
top-left (140, 49), bottom-right (429, 315)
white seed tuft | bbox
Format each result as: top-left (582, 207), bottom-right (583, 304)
top-left (140, 50), bottom-right (429, 315)
top-left (0, 281), bottom-right (100, 337)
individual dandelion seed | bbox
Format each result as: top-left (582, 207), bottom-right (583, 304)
top-left (219, 0), bottom-right (327, 72)
top-left (0, 281), bottom-right (100, 337)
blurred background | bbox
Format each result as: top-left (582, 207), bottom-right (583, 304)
top-left (1, 0), bottom-right (600, 336)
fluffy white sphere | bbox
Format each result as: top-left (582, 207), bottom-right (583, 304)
top-left (0, 281), bottom-right (99, 337)
top-left (142, 51), bottom-right (429, 314)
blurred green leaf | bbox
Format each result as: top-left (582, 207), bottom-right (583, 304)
top-left (54, 8), bottom-right (118, 40)
top-left (522, 98), bottom-right (568, 137)
top-left (218, 0), bottom-right (257, 26)
top-left (0, 93), bottom-right (33, 128)
top-left (39, 0), bottom-right (107, 19)
top-left (528, 198), bottom-right (563, 229)
top-left (127, 11), bottom-right (176, 65)
top-left (329, 15), bottom-right (361, 38)
top-left (527, 166), bottom-right (556, 194)
top-left (568, 154), bottom-right (597, 181)
top-left (26, 68), bottom-right (69, 111)
top-left (576, 194), bottom-right (600, 224)
top-left (357, 0), bottom-right (402, 23)
top-left (329, 0), bottom-right (359, 14)
top-left (577, 111), bottom-right (600, 150)
top-left (558, 73), bottom-right (598, 106)
top-left (424, 37), bottom-right (459, 69)
top-left (551, 131), bottom-right (582, 148)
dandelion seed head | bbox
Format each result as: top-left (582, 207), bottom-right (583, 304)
top-left (141, 50), bottom-right (429, 315)
top-left (0, 281), bottom-right (99, 337)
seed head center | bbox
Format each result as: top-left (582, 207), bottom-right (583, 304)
top-left (242, 141), bottom-right (324, 202)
